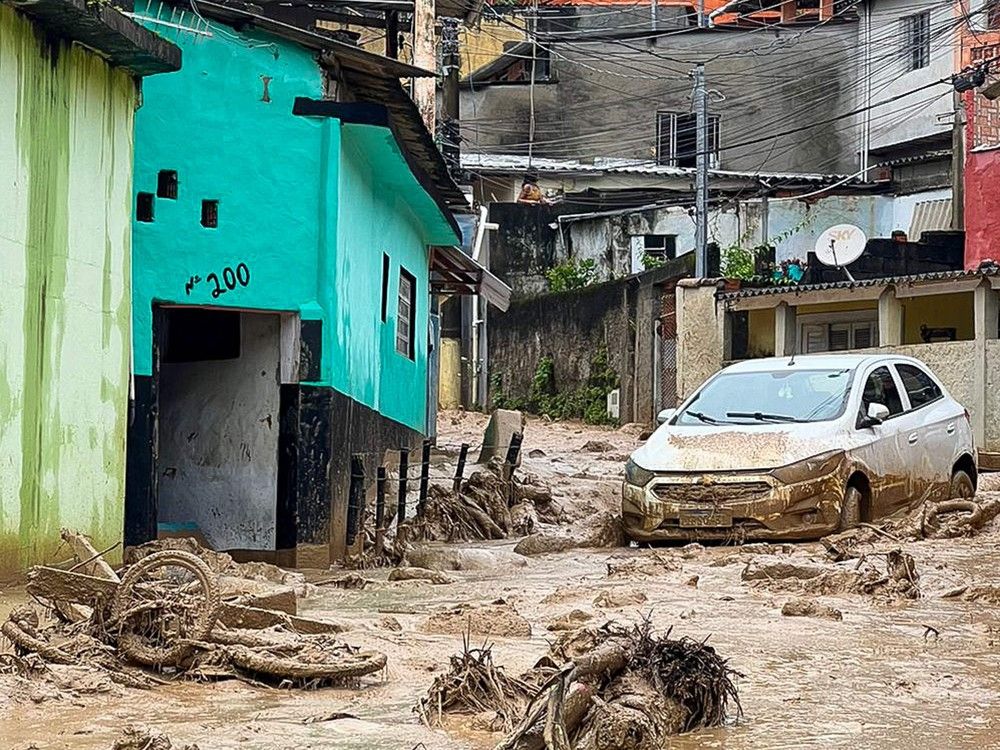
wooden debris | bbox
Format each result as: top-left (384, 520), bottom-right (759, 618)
top-left (217, 603), bottom-right (349, 634)
top-left (26, 566), bottom-right (118, 606)
top-left (60, 528), bottom-right (120, 582)
top-left (387, 567), bottom-right (455, 585)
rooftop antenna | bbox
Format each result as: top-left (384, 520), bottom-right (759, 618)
top-left (815, 224), bottom-right (867, 284)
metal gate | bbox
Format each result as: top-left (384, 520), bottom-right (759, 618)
top-left (657, 286), bottom-right (678, 413)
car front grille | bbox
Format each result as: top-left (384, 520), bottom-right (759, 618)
top-left (652, 481), bottom-right (772, 504)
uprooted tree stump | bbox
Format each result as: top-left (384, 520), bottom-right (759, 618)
top-left (419, 620), bottom-right (741, 750)
top-left (418, 639), bottom-right (537, 732)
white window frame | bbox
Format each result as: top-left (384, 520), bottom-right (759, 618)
top-left (798, 310), bottom-right (878, 354)
top-left (396, 269), bottom-right (415, 359)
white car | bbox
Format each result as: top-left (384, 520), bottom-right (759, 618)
top-left (622, 354), bottom-right (977, 542)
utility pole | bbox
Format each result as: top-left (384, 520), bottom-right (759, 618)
top-left (412, 0), bottom-right (436, 130)
top-left (527, 0), bottom-right (539, 167)
top-left (441, 17), bottom-right (460, 176)
top-left (385, 11), bottom-right (399, 59)
top-left (694, 62), bottom-right (708, 277)
top-left (952, 89), bottom-right (965, 231)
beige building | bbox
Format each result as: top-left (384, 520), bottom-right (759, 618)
top-left (675, 270), bottom-right (1000, 468)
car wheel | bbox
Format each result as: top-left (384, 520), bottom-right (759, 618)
top-left (839, 485), bottom-right (862, 531)
top-left (950, 469), bottom-right (976, 500)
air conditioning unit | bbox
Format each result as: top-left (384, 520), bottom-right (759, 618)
top-left (982, 77), bottom-right (1000, 101)
top-left (607, 389), bottom-right (620, 420)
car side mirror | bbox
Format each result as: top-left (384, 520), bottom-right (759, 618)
top-left (861, 402), bottom-right (890, 427)
top-left (657, 408), bottom-right (676, 425)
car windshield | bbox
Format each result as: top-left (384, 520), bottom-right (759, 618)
top-left (675, 368), bottom-right (854, 426)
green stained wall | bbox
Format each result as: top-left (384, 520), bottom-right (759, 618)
top-left (132, 3), bottom-right (457, 433)
top-left (0, 4), bottom-right (137, 575)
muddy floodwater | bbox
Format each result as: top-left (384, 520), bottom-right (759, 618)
top-left (2, 413), bottom-right (1000, 749)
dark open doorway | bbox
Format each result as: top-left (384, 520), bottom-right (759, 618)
top-left (156, 308), bottom-right (282, 556)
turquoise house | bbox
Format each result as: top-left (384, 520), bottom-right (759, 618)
top-left (124, 0), bottom-right (482, 566)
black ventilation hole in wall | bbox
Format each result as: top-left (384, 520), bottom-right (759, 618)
top-left (157, 170), bottom-right (178, 199)
top-left (201, 199), bottom-right (219, 228)
top-left (136, 192), bottom-right (154, 222)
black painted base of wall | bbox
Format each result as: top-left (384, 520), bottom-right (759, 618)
top-left (323, 388), bottom-right (423, 562)
top-left (125, 375), bottom-right (157, 548)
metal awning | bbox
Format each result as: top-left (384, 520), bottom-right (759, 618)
top-left (430, 246), bottom-right (511, 312)
top-left (908, 198), bottom-right (953, 241)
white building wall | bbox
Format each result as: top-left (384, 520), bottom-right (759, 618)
top-left (863, 0), bottom-right (955, 153)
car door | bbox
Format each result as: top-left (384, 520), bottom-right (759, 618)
top-left (894, 362), bottom-right (957, 502)
top-left (853, 364), bottom-right (908, 518)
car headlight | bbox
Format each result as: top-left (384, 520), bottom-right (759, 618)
top-left (771, 450), bottom-right (845, 484)
top-left (625, 458), bottom-right (655, 487)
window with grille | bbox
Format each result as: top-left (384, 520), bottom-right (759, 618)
top-left (396, 268), bottom-right (416, 359)
top-left (656, 112), bottom-right (720, 168)
top-left (902, 12), bottom-right (930, 71)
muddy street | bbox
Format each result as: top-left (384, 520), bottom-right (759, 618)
top-left (3, 412), bottom-right (1000, 749)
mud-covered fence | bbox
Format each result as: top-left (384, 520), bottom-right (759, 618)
top-left (488, 257), bottom-right (692, 426)
top-left (340, 429), bottom-right (527, 561)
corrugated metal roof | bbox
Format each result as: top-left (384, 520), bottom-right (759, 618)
top-left (719, 268), bottom-right (998, 301)
top-left (461, 153), bottom-right (853, 184)
top-left (909, 198), bottom-right (953, 240)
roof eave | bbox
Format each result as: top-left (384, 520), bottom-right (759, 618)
top-left (6, 0), bottom-right (180, 75)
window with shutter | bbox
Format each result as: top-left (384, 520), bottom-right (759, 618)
top-left (803, 324), bottom-right (828, 353)
top-left (852, 323), bottom-right (875, 349)
top-left (829, 324), bottom-right (851, 351)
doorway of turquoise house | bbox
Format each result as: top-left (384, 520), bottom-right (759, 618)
top-left (156, 307), bottom-right (284, 560)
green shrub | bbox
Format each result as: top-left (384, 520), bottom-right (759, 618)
top-left (546, 258), bottom-right (598, 292)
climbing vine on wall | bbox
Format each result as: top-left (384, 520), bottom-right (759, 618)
top-left (490, 348), bottom-right (619, 425)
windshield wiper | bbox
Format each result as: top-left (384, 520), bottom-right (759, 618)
top-left (685, 410), bottom-right (722, 424)
top-left (726, 411), bottom-right (803, 423)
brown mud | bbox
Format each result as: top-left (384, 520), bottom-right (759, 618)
top-left (3, 412), bottom-right (1000, 748)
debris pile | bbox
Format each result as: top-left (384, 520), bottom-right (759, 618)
top-left (514, 511), bottom-right (623, 556)
top-left (420, 599), bottom-right (533, 638)
top-left (2, 531), bottom-right (386, 700)
top-left (418, 620), bottom-right (741, 749)
top-left (417, 640), bottom-right (536, 732)
top-left (399, 459), bottom-right (513, 544)
top-left (780, 598), bottom-right (844, 621)
top-left (605, 551), bottom-right (682, 578)
top-left (742, 549), bottom-right (920, 600)
top-left (822, 496), bottom-right (1000, 561)
top-left (112, 724), bottom-right (198, 750)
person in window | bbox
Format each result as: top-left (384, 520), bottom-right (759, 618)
top-left (516, 173), bottom-right (548, 205)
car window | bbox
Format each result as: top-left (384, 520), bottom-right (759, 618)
top-left (860, 366), bottom-right (904, 417)
top-left (896, 363), bottom-right (943, 409)
top-left (674, 368), bottom-right (853, 425)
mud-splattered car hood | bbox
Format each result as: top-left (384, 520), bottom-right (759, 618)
top-left (631, 423), bottom-right (852, 473)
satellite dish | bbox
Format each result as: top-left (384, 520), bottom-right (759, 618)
top-left (815, 224), bottom-right (867, 267)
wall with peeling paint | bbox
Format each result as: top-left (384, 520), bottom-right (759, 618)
top-left (0, 4), bottom-right (137, 574)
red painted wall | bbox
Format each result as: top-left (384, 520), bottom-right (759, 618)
top-left (964, 147), bottom-right (1000, 268)
top-left (965, 86), bottom-right (1000, 268)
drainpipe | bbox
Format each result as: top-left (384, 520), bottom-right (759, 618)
top-left (860, 0), bottom-right (873, 177)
